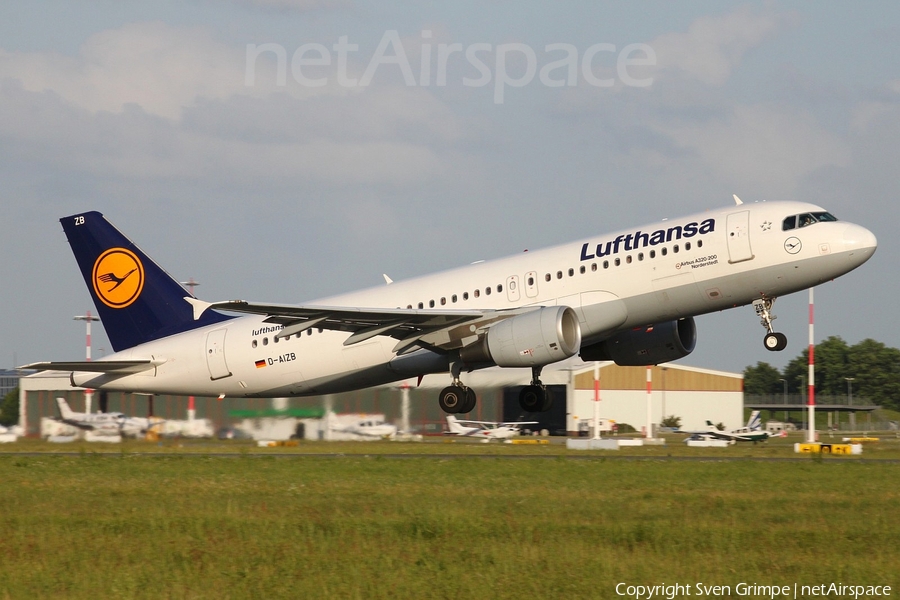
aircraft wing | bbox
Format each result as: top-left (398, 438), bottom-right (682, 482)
top-left (187, 298), bottom-right (535, 354)
top-left (19, 360), bottom-right (160, 374)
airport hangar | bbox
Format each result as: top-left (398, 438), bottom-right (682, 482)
top-left (17, 360), bottom-right (743, 437)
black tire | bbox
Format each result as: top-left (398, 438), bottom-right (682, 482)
top-left (461, 387), bottom-right (477, 414)
top-left (439, 386), bottom-right (465, 413)
top-left (540, 387), bottom-right (554, 412)
top-left (764, 332), bottom-right (788, 352)
top-left (518, 385), bottom-right (545, 412)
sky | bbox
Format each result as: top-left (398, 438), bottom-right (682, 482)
top-left (1, 1), bottom-right (899, 376)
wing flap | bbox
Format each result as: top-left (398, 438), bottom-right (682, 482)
top-left (191, 299), bottom-right (539, 353)
top-left (20, 360), bottom-right (160, 374)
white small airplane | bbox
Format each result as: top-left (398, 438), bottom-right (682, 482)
top-left (330, 415), bottom-right (398, 439)
top-left (685, 411), bottom-right (783, 444)
top-left (23, 198), bottom-right (876, 418)
top-left (445, 415), bottom-right (538, 441)
top-left (54, 397), bottom-right (159, 438)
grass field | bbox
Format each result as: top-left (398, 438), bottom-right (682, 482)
top-left (1, 439), bottom-right (898, 599)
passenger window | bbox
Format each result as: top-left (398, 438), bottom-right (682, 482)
top-left (591, 263), bottom-right (597, 272)
top-left (497, 284), bottom-right (502, 293)
top-left (485, 287), bottom-right (492, 296)
top-left (252, 339), bottom-right (258, 349)
top-left (263, 338), bottom-right (268, 346)
top-left (452, 294), bottom-right (457, 303)
top-left (418, 302), bottom-right (424, 309)
top-left (440, 297), bottom-right (446, 306)
top-left (568, 268), bottom-right (574, 277)
top-left (614, 258), bottom-right (621, 266)
top-left (545, 273), bottom-right (551, 282)
top-left (579, 265), bottom-right (585, 274)
top-left (661, 247), bottom-right (668, 256)
top-left (626, 255), bottom-right (632, 264)
top-left (429, 300), bottom-right (435, 308)
top-left (685, 242), bottom-right (691, 251)
top-left (463, 292), bottom-right (469, 300)
top-left (638, 252), bottom-right (644, 261)
top-left (603, 260), bottom-right (609, 269)
top-left (474, 289), bottom-right (480, 298)
top-left (527, 276), bottom-right (534, 286)
top-left (557, 271), bottom-right (563, 279)
top-left (673, 245), bottom-right (679, 253)
top-left (697, 240), bottom-right (703, 248)
top-left (650, 250), bottom-right (656, 259)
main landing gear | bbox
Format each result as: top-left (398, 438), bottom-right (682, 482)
top-left (753, 297), bottom-right (788, 352)
top-left (437, 364), bottom-right (554, 415)
top-left (439, 361), bottom-right (477, 414)
top-left (518, 366), bottom-right (553, 413)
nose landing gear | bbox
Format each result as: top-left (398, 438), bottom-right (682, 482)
top-left (754, 297), bottom-right (788, 351)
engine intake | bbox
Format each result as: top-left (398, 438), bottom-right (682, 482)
top-left (580, 318), bottom-right (697, 366)
top-left (460, 306), bottom-right (582, 368)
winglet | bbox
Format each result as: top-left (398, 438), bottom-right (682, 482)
top-left (733, 194), bottom-right (743, 206)
top-left (184, 297), bottom-right (213, 321)
top-left (383, 274), bottom-right (393, 285)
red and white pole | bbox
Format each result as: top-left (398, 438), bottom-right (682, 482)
top-left (645, 366), bottom-right (653, 439)
top-left (592, 363), bottom-right (601, 439)
top-left (807, 287), bottom-right (816, 443)
top-left (74, 311), bottom-right (99, 414)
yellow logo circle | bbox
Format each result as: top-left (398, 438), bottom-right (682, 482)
top-left (92, 248), bottom-right (144, 309)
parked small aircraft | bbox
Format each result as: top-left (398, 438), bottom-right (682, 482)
top-left (330, 414), bottom-right (397, 439)
top-left (444, 415), bottom-right (538, 441)
top-left (54, 397), bottom-right (159, 438)
top-left (684, 411), bottom-right (781, 444)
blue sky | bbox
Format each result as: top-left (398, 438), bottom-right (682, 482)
top-left (2, 1), bottom-right (898, 375)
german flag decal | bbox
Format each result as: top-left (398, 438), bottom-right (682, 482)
top-left (255, 359), bottom-right (267, 369)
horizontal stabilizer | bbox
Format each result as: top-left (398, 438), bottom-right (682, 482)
top-left (20, 360), bottom-right (160, 374)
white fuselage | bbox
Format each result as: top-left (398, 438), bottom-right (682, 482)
top-left (72, 201), bottom-right (876, 398)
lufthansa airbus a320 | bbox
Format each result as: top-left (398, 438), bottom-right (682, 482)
top-left (24, 197), bottom-right (876, 415)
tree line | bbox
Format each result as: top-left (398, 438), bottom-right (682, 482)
top-left (743, 336), bottom-right (900, 411)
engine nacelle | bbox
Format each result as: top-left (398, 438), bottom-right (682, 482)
top-left (460, 306), bottom-right (582, 368)
top-left (579, 318), bottom-right (697, 366)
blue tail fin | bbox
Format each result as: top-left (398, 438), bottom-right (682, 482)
top-left (61, 212), bottom-right (231, 352)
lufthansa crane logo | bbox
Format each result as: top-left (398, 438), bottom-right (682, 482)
top-left (92, 248), bottom-right (144, 308)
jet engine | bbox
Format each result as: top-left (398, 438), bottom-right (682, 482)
top-left (460, 306), bottom-right (582, 368)
top-left (579, 318), bottom-right (697, 366)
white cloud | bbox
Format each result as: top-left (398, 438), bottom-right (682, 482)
top-left (651, 6), bottom-right (785, 85)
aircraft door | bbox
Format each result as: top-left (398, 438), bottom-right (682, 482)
top-left (205, 328), bottom-right (233, 380)
top-left (506, 275), bottom-right (521, 302)
top-left (726, 210), bottom-right (754, 264)
top-left (524, 271), bottom-right (538, 298)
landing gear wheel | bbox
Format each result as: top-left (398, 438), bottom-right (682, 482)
top-left (461, 388), bottom-right (477, 414)
top-left (439, 386), bottom-right (467, 414)
top-left (764, 332), bottom-right (788, 352)
top-left (519, 385), bottom-right (547, 413)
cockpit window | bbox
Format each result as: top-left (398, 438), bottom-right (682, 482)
top-left (783, 211), bottom-right (838, 231)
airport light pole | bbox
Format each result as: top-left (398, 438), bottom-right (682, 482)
top-left (845, 377), bottom-right (855, 431)
top-left (74, 311), bottom-right (99, 413)
top-left (779, 378), bottom-right (787, 423)
top-left (180, 278), bottom-right (199, 421)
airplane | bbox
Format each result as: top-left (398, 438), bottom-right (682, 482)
top-left (53, 397), bottom-right (159, 438)
top-left (23, 198), bottom-right (876, 417)
top-left (445, 415), bottom-right (538, 441)
top-left (686, 411), bottom-right (782, 444)
top-left (329, 414), bottom-right (398, 439)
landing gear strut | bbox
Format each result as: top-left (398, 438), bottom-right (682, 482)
top-left (518, 366), bottom-right (553, 413)
top-left (753, 297), bottom-right (788, 351)
top-left (438, 361), bottom-right (477, 414)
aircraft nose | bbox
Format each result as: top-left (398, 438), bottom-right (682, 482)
top-left (843, 223), bottom-right (877, 253)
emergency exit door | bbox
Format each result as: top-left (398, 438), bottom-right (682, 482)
top-left (726, 210), bottom-right (754, 264)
